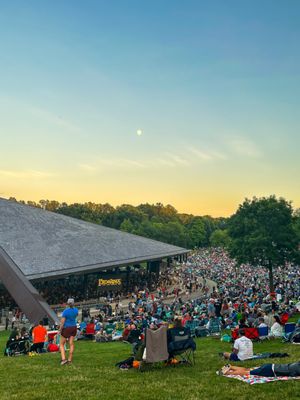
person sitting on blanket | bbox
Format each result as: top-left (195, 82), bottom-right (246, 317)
top-left (222, 328), bottom-right (253, 361)
top-left (219, 361), bottom-right (300, 377)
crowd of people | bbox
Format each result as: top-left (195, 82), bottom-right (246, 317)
top-left (2, 248), bottom-right (300, 378)
top-left (67, 248), bottom-right (300, 351)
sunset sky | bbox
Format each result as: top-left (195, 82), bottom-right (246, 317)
top-left (1, 1), bottom-right (299, 216)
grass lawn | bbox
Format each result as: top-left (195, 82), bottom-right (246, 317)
top-left (1, 328), bottom-right (300, 400)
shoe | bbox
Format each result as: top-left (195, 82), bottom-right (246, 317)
top-left (60, 360), bottom-right (68, 366)
top-left (218, 352), bottom-right (224, 358)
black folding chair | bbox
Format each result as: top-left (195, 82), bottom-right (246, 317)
top-left (167, 327), bottom-right (196, 366)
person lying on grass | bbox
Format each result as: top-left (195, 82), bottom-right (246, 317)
top-left (218, 361), bottom-right (300, 377)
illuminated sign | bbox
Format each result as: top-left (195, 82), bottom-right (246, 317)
top-left (98, 278), bottom-right (122, 287)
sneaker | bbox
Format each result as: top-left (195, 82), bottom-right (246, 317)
top-left (218, 352), bottom-right (224, 358)
top-left (60, 360), bottom-right (68, 366)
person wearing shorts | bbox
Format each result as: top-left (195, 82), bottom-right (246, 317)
top-left (59, 298), bottom-right (78, 365)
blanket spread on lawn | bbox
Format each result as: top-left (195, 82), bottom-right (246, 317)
top-left (223, 373), bottom-right (300, 385)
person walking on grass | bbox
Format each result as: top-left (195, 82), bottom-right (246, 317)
top-left (59, 298), bottom-right (78, 366)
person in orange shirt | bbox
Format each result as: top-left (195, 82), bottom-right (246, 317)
top-left (31, 321), bottom-right (47, 353)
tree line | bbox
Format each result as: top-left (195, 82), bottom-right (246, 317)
top-left (8, 197), bottom-right (229, 248)
top-left (8, 195), bottom-right (300, 291)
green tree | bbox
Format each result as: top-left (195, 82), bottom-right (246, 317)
top-left (45, 200), bottom-right (60, 211)
top-left (228, 196), bottom-right (299, 292)
top-left (160, 221), bottom-right (187, 247)
top-left (210, 229), bottom-right (230, 248)
top-left (293, 209), bottom-right (300, 244)
top-left (202, 216), bottom-right (218, 246)
top-left (120, 218), bottom-right (135, 233)
top-left (113, 204), bottom-right (146, 229)
top-left (187, 217), bottom-right (206, 248)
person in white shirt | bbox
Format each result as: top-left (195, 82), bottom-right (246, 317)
top-left (269, 315), bottom-right (283, 338)
top-left (223, 329), bottom-right (253, 361)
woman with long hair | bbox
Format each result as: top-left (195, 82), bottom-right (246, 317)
top-left (270, 315), bottom-right (283, 338)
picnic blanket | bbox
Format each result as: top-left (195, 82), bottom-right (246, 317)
top-left (223, 373), bottom-right (300, 385)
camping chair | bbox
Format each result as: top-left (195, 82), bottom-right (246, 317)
top-left (284, 323), bottom-right (296, 335)
top-left (105, 323), bottom-right (115, 335)
top-left (167, 326), bottom-right (196, 366)
top-left (258, 326), bottom-right (269, 340)
top-left (185, 320), bottom-right (200, 337)
top-left (208, 317), bottom-right (221, 336)
top-left (195, 326), bottom-right (209, 337)
top-left (139, 325), bottom-right (169, 371)
top-left (243, 327), bottom-right (259, 341)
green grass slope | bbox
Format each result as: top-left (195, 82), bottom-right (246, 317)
top-left (0, 331), bottom-right (300, 400)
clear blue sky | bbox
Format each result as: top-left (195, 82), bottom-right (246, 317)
top-left (1, 0), bottom-right (300, 215)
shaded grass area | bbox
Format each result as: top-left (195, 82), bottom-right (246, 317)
top-left (0, 331), bottom-right (300, 400)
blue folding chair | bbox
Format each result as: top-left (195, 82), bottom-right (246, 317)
top-left (285, 323), bottom-right (296, 335)
top-left (258, 326), bottom-right (269, 339)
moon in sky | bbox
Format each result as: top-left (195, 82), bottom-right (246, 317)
top-left (137, 129), bottom-right (143, 136)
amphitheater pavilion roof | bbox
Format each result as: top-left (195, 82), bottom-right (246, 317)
top-left (0, 198), bottom-right (188, 281)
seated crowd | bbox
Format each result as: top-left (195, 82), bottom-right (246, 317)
top-left (2, 247), bottom-right (300, 379)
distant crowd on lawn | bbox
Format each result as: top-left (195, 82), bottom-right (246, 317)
top-left (2, 248), bottom-right (300, 340)
top-left (3, 248), bottom-right (300, 348)
top-left (71, 248), bottom-right (300, 344)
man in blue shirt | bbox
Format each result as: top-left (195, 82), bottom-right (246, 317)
top-left (59, 298), bottom-right (78, 365)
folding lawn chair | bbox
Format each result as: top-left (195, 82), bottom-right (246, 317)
top-left (285, 323), bottom-right (296, 335)
top-left (244, 327), bottom-right (259, 341)
top-left (258, 326), bottom-right (269, 340)
top-left (139, 325), bottom-right (169, 371)
top-left (167, 326), bottom-right (196, 366)
top-left (208, 317), bottom-right (221, 336)
top-left (105, 323), bottom-right (115, 335)
top-left (185, 320), bottom-right (200, 337)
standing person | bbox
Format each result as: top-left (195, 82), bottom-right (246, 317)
top-left (59, 298), bottom-right (78, 365)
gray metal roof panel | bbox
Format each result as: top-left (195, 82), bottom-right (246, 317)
top-left (0, 198), bottom-right (187, 279)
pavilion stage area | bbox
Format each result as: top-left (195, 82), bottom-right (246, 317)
top-left (0, 198), bottom-right (188, 323)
